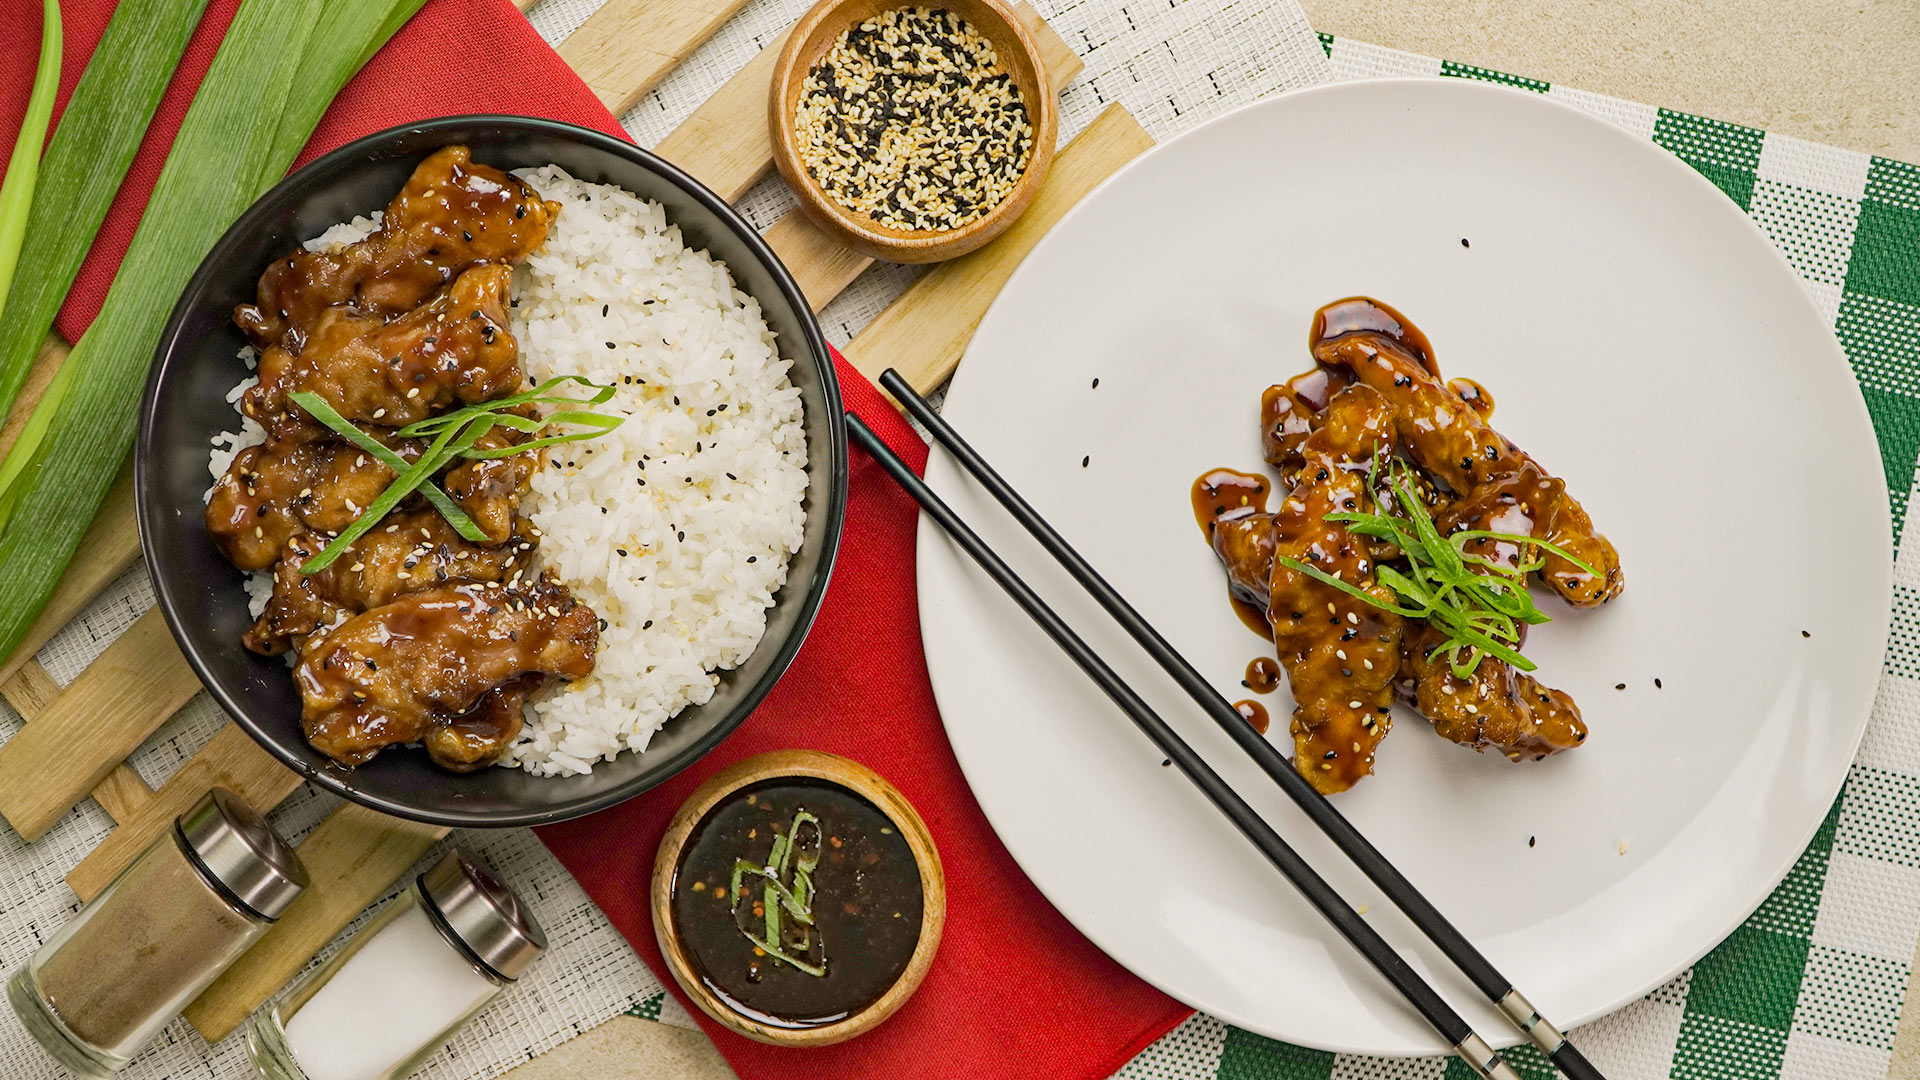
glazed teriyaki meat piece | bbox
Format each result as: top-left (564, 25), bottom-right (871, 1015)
top-left (295, 572), bottom-right (597, 768)
top-left (424, 681), bottom-right (536, 773)
top-left (1260, 365), bottom-right (1352, 473)
top-left (1397, 622), bottom-right (1587, 760)
top-left (1309, 297), bottom-right (1623, 607)
top-left (235, 145), bottom-right (558, 350)
top-left (243, 264), bottom-right (520, 441)
top-left (441, 421), bottom-right (540, 545)
top-left (207, 437), bottom-right (424, 570)
top-left (244, 510), bottom-right (538, 655)
top-left (1256, 384), bottom-right (1405, 794)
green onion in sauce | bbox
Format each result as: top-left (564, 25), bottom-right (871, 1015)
top-left (1277, 454), bottom-right (1597, 678)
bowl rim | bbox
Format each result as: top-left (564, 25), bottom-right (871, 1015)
top-left (135, 114), bottom-right (850, 828)
top-left (767, 0), bottom-right (1059, 264)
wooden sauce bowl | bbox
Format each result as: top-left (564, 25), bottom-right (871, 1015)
top-left (652, 750), bottom-right (946, 1046)
top-left (769, 0), bottom-right (1058, 264)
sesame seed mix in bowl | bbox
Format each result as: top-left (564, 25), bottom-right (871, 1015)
top-left (795, 6), bottom-right (1034, 231)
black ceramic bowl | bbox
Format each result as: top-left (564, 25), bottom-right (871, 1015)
top-left (137, 116), bottom-right (847, 828)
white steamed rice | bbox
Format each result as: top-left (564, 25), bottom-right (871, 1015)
top-left (206, 167), bottom-right (809, 776)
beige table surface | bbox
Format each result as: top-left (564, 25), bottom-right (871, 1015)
top-left (502, 2), bottom-right (1920, 1077)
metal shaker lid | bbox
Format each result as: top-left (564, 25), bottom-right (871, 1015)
top-left (419, 850), bottom-right (547, 980)
top-left (176, 787), bottom-right (308, 920)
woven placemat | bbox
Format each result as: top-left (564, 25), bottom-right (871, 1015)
top-left (1099, 33), bottom-right (1920, 1080)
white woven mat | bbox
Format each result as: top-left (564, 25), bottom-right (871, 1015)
top-left (0, 1), bottom-right (1332, 1076)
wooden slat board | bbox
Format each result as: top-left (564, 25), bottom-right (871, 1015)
top-left (0, 608), bottom-right (198, 840)
top-left (67, 722), bottom-right (303, 900)
top-left (0, 660), bottom-right (153, 823)
top-left (557, 0), bottom-right (752, 117)
top-left (650, 26), bottom-right (793, 203)
top-left (5, 0), bottom-right (1153, 1050)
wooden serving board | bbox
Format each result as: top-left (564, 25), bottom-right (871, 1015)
top-left (0, 0), bottom-right (1153, 1044)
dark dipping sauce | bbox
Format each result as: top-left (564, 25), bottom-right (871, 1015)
top-left (1234, 699), bottom-right (1272, 735)
top-left (671, 778), bottom-right (924, 1030)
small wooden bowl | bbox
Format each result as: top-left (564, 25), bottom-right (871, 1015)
top-left (652, 750), bottom-right (946, 1046)
top-left (769, 0), bottom-right (1058, 264)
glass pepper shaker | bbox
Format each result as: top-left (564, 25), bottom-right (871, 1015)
top-left (248, 849), bottom-right (547, 1080)
top-left (8, 788), bottom-right (309, 1078)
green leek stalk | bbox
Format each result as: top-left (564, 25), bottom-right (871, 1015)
top-left (0, 0), bottom-right (61, 320)
top-left (0, 0), bottom-right (428, 663)
top-left (0, 0), bottom-right (211, 432)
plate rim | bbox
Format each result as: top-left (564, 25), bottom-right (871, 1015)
top-left (917, 75), bottom-right (1894, 1053)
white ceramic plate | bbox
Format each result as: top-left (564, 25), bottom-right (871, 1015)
top-left (916, 78), bottom-right (1892, 1055)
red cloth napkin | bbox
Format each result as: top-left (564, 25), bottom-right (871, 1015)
top-left (0, 2), bottom-right (1191, 1076)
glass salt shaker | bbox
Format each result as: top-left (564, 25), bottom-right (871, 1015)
top-left (248, 849), bottom-right (547, 1080)
top-left (8, 788), bottom-right (309, 1078)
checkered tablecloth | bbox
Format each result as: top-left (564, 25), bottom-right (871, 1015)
top-left (2, 4), bottom-right (1915, 1079)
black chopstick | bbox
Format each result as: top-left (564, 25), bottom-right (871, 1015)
top-left (874, 370), bottom-right (1605, 1080)
top-left (845, 413), bottom-right (1522, 1080)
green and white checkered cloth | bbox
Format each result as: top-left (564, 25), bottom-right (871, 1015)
top-left (623, 31), bottom-right (1920, 1080)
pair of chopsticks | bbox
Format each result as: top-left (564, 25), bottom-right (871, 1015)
top-left (847, 369), bottom-right (1607, 1080)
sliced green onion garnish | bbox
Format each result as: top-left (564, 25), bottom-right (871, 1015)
top-left (728, 811), bottom-right (828, 977)
top-left (1276, 455), bottom-right (1584, 678)
top-left (1276, 556), bottom-right (1422, 618)
top-left (294, 414), bottom-right (485, 574)
top-left (394, 375), bottom-right (616, 437)
top-left (459, 412), bottom-right (624, 459)
top-left (286, 376), bottom-right (623, 573)
top-left (288, 390), bottom-right (487, 543)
